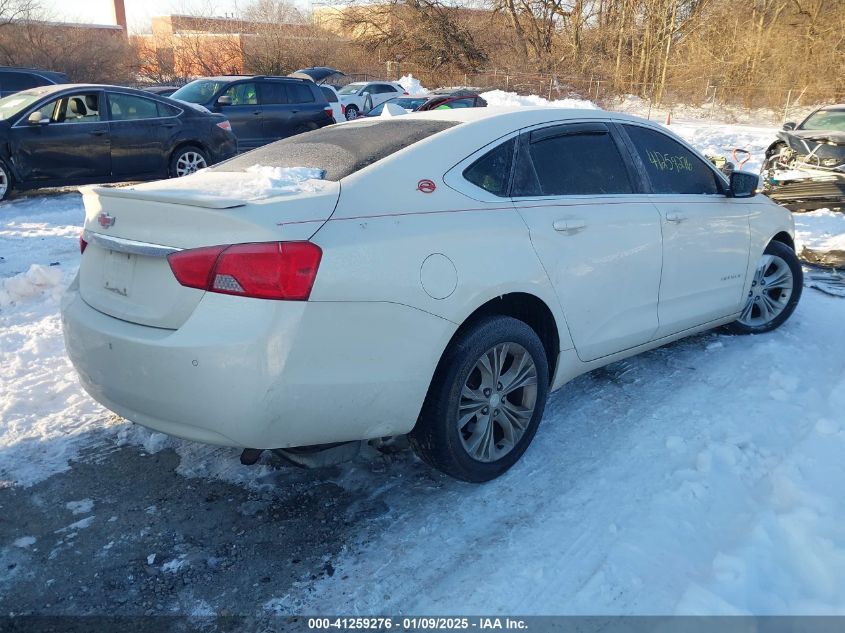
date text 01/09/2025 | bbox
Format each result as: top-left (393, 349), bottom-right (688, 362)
top-left (307, 617), bottom-right (529, 630)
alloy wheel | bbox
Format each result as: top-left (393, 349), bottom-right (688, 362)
top-left (0, 167), bottom-right (8, 199)
top-left (175, 151), bottom-right (207, 177)
top-left (457, 342), bottom-right (539, 463)
top-left (737, 253), bottom-right (794, 328)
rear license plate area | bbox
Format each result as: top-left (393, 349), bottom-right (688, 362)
top-left (102, 250), bottom-right (136, 297)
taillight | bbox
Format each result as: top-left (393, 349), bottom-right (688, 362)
top-left (80, 233), bottom-right (88, 254)
top-left (167, 242), bottom-right (322, 301)
top-left (216, 120), bottom-right (232, 132)
top-left (341, 104), bottom-right (346, 115)
top-left (324, 105), bottom-right (333, 119)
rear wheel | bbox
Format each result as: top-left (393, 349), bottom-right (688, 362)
top-left (169, 146), bottom-right (208, 178)
top-left (726, 240), bottom-right (802, 334)
top-left (0, 160), bottom-right (12, 201)
top-left (344, 105), bottom-right (359, 121)
top-left (410, 316), bottom-right (550, 482)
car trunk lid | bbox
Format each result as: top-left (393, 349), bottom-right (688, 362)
top-left (78, 170), bottom-right (338, 329)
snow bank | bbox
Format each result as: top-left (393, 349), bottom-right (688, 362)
top-left (794, 209), bottom-right (845, 254)
top-left (612, 94), bottom-right (818, 127)
top-left (398, 74), bottom-right (429, 95)
top-left (481, 89), bottom-right (598, 110)
top-left (0, 264), bottom-right (63, 308)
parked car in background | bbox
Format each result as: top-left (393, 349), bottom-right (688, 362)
top-left (336, 81), bottom-right (407, 120)
top-left (0, 66), bottom-right (68, 97)
top-left (170, 76), bottom-right (334, 150)
top-left (761, 103), bottom-right (845, 211)
top-left (142, 86), bottom-right (180, 98)
top-left (318, 84), bottom-right (344, 123)
top-left (418, 90), bottom-right (488, 111)
top-left (62, 108), bottom-right (800, 482)
top-left (366, 95), bottom-right (430, 117)
top-left (0, 84), bottom-right (236, 200)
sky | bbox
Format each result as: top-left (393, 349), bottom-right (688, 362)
top-left (41, 0), bottom-right (250, 33)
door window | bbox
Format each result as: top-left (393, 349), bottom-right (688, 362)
top-left (463, 138), bottom-right (515, 197)
top-left (515, 127), bottom-right (633, 196)
top-left (224, 83), bottom-right (258, 106)
top-left (623, 124), bottom-right (722, 195)
top-left (57, 93), bottom-right (102, 123)
top-left (107, 93), bottom-right (159, 120)
top-left (371, 84), bottom-right (398, 94)
top-left (259, 82), bottom-right (288, 104)
top-left (287, 83), bottom-right (315, 104)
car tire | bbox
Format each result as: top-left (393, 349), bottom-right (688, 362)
top-left (410, 316), bottom-right (550, 482)
top-left (344, 105), bottom-right (359, 121)
top-left (725, 240), bottom-right (803, 335)
top-left (169, 146), bottom-right (209, 178)
top-left (0, 159), bottom-right (12, 201)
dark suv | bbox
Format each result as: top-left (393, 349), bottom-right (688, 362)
top-left (170, 76), bottom-right (334, 150)
top-left (0, 67), bottom-right (68, 97)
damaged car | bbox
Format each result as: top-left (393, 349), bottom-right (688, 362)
top-left (761, 104), bottom-right (845, 211)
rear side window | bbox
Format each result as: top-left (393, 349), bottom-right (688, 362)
top-left (623, 124), bottom-right (721, 195)
top-left (320, 86), bottom-right (338, 102)
top-left (157, 101), bottom-right (181, 117)
top-left (463, 138), bottom-right (515, 197)
top-left (515, 127), bottom-right (633, 196)
top-left (213, 119), bottom-right (457, 181)
top-left (107, 93), bottom-right (159, 120)
top-left (288, 83), bottom-right (315, 104)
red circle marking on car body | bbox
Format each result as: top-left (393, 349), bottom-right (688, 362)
top-left (418, 179), bottom-right (436, 194)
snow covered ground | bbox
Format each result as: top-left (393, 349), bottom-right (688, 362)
top-left (1, 112), bottom-right (845, 617)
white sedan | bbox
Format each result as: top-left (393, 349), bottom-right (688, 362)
top-left (62, 108), bottom-right (802, 482)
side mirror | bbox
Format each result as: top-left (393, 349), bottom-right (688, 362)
top-left (729, 170), bottom-right (759, 198)
top-left (782, 121), bottom-right (796, 131)
top-left (216, 95), bottom-right (232, 107)
top-left (27, 111), bottom-right (47, 125)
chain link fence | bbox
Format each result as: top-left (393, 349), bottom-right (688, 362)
top-left (344, 65), bottom-right (843, 124)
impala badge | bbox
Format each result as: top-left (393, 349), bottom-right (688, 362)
top-left (98, 213), bottom-right (116, 228)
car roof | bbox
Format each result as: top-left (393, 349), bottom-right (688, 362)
top-left (198, 75), bottom-right (306, 83)
top-left (398, 106), bottom-right (627, 125)
top-left (815, 104), bottom-right (845, 111)
top-left (6, 84), bottom-right (188, 102)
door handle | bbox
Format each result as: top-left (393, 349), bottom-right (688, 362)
top-left (253, 110), bottom-right (261, 115)
top-left (553, 218), bottom-right (586, 233)
top-left (666, 212), bottom-right (686, 223)
top-left (89, 130), bottom-right (106, 136)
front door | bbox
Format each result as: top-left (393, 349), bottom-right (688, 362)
top-left (10, 90), bottom-right (110, 183)
top-left (511, 122), bottom-right (663, 362)
top-left (620, 124), bottom-right (751, 337)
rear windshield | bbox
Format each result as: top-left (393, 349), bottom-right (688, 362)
top-left (212, 119), bottom-right (457, 181)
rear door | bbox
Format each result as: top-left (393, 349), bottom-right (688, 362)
top-left (217, 81), bottom-right (263, 149)
top-left (106, 91), bottom-right (172, 178)
top-left (10, 90), bottom-right (111, 182)
top-left (258, 81), bottom-right (294, 141)
top-left (620, 123), bottom-right (751, 337)
top-left (366, 83), bottom-right (402, 108)
top-left (511, 122), bottom-right (663, 362)
top-left (286, 82), bottom-right (324, 131)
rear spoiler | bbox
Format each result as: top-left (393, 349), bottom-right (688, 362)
top-left (83, 186), bottom-right (246, 210)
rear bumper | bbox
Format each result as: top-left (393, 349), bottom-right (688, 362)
top-left (61, 276), bottom-right (455, 448)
